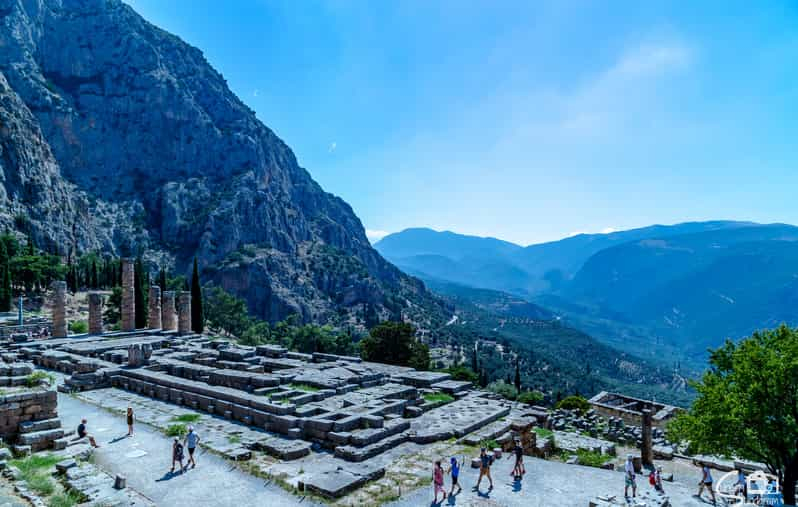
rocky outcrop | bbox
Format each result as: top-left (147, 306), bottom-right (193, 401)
top-left (0, 0), bottom-right (444, 324)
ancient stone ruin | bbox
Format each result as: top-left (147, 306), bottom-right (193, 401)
top-left (588, 390), bottom-right (682, 429)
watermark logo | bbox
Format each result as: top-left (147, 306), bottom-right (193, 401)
top-left (715, 470), bottom-right (782, 506)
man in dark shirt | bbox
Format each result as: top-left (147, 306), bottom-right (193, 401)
top-left (77, 418), bottom-right (99, 448)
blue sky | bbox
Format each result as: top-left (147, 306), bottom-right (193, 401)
top-left (127, 0), bottom-right (798, 246)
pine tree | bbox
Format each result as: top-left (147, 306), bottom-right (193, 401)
top-left (158, 268), bottom-right (167, 292)
top-left (91, 259), bottom-right (99, 289)
top-left (190, 257), bottom-right (204, 333)
top-left (134, 256), bottom-right (147, 329)
top-left (471, 347), bottom-right (478, 373)
top-left (514, 359), bottom-right (521, 392)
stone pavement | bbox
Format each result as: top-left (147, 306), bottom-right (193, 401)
top-left (386, 452), bottom-right (711, 507)
top-left (57, 392), bottom-right (321, 507)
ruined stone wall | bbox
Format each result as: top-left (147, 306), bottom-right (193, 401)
top-left (0, 390), bottom-right (58, 444)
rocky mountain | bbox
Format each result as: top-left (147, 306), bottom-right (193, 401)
top-left (376, 221), bottom-right (750, 295)
top-left (377, 222), bottom-right (798, 366)
top-left (0, 0), bottom-right (445, 325)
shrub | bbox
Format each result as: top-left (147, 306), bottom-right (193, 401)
top-left (26, 473), bottom-right (54, 496)
top-left (48, 490), bottom-right (84, 507)
top-left (288, 383), bottom-right (319, 393)
top-left (575, 449), bottom-right (612, 468)
top-left (533, 427), bottom-right (553, 438)
top-left (555, 395), bottom-right (590, 414)
top-left (423, 392), bottom-right (454, 406)
top-left (517, 390), bottom-right (544, 405)
top-left (487, 380), bottom-right (518, 400)
top-left (170, 414), bottom-right (201, 423)
top-left (442, 365), bottom-right (478, 383)
top-left (69, 320), bottom-right (88, 334)
top-left (25, 371), bottom-right (54, 388)
top-left (165, 424), bottom-right (187, 437)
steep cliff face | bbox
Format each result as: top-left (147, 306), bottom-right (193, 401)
top-left (0, 0), bottom-right (444, 325)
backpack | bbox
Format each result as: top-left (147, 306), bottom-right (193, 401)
top-left (648, 472), bottom-right (656, 486)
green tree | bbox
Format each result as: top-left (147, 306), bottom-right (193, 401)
top-left (556, 395), bottom-right (590, 413)
top-left (239, 321), bottom-right (272, 346)
top-left (104, 286), bottom-right (122, 327)
top-left (0, 240), bottom-right (10, 312)
top-left (668, 324), bottom-right (798, 505)
top-left (360, 322), bottom-right (427, 368)
top-left (514, 359), bottom-right (522, 392)
top-left (204, 286), bottom-right (250, 338)
top-left (191, 257), bottom-right (204, 333)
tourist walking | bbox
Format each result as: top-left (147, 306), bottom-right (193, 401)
top-left (654, 466), bottom-right (664, 493)
top-left (126, 407), bottom-right (134, 436)
top-left (624, 454), bottom-right (636, 499)
top-left (171, 436), bottom-right (185, 473)
top-left (473, 447), bottom-right (493, 491)
top-left (508, 437), bottom-right (525, 479)
top-left (433, 460), bottom-right (447, 503)
top-left (696, 462), bottom-right (716, 504)
top-left (77, 418), bottom-right (99, 448)
top-left (448, 457), bottom-right (462, 496)
top-left (185, 425), bottom-right (200, 468)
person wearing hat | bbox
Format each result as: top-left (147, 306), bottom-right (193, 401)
top-left (184, 425), bottom-right (200, 468)
top-left (171, 435), bottom-right (185, 473)
top-left (473, 447), bottom-right (494, 491)
top-left (624, 454), bottom-right (637, 499)
top-left (508, 437), bottom-right (525, 480)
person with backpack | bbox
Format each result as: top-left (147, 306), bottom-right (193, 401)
top-left (649, 466), bottom-right (664, 493)
top-left (448, 457), bottom-right (462, 496)
top-left (433, 460), bottom-right (447, 503)
top-left (473, 447), bottom-right (493, 491)
top-left (171, 436), bottom-right (185, 473)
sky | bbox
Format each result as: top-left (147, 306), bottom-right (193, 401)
top-left (126, 0), bottom-right (798, 246)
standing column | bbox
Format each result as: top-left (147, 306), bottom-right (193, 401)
top-left (161, 291), bottom-right (176, 331)
top-left (88, 292), bottom-right (104, 335)
top-left (148, 285), bottom-right (162, 329)
top-left (641, 408), bottom-right (653, 466)
top-left (121, 258), bottom-right (135, 332)
top-left (52, 281), bottom-right (67, 338)
top-left (177, 291), bottom-right (191, 335)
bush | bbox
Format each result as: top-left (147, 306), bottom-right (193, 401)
top-left (518, 390), bottom-right (544, 405)
top-left (165, 424), bottom-right (187, 437)
top-left (487, 380), bottom-right (518, 400)
top-left (48, 490), bottom-right (84, 507)
top-left (25, 371), bottom-right (54, 388)
top-left (26, 473), bottom-right (54, 496)
top-left (423, 392), bottom-right (454, 406)
top-left (575, 449), bottom-right (612, 468)
top-left (170, 414), bottom-right (201, 423)
top-left (442, 365), bottom-right (478, 383)
top-left (556, 395), bottom-right (590, 413)
top-left (69, 320), bottom-right (88, 334)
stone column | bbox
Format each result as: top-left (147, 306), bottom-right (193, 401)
top-left (147, 286), bottom-right (162, 329)
top-left (641, 408), bottom-right (653, 466)
top-left (177, 291), bottom-right (191, 335)
top-left (121, 258), bottom-right (135, 332)
top-left (161, 291), bottom-right (176, 331)
top-left (88, 292), bottom-right (104, 335)
top-left (52, 281), bottom-right (67, 338)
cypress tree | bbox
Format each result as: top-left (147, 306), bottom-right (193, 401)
top-left (1, 266), bottom-right (11, 312)
top-left (91, 259), bottom-right (99, 289)
top-left (158, 268), bottom-right (167, 292)
top-left (190, 257), bottom-right (203, 333)
top-left (0, 241), bottom-right (9, 312)
top-left (514, 359), bottom-right (521, 392)
top-left (134, 256), bottom-right (147, 328)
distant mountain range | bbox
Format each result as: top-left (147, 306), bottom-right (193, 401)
top-left (376, 221), bottom-right (798, 365)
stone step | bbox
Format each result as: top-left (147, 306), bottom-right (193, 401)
top-left (19, 418), bottom-right (62, 434)
top-left (17, 428), bottom-right (65, 450)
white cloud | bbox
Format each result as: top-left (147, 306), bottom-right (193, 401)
top-left (366, 229), bottom-right (389, 243)
top-left (566, 231), bottom-right (586, 238)
top-left (328, 141), bottom-right (337, 153)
